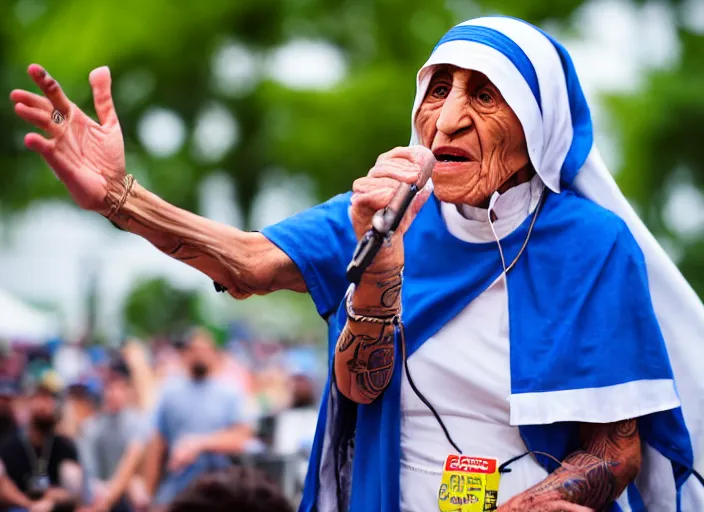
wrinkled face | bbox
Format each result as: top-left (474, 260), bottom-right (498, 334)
top-left (415, 66), bottom-right (531, 206)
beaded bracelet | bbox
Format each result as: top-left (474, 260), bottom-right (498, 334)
top-left (107, 174), bottom-right (136, 219)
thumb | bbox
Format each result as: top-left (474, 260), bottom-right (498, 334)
top-left (410, 181), bottom-right (432, 217)
top-left (398, 182), bottom-right (433, 234)
top-left (89, 66), bottom-right (118, 126)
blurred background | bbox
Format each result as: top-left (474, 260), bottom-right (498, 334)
top-left (0, 0), bottom-right (703, 509)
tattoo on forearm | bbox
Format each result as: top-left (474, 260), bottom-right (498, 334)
top-left (334, 266), bottom-right (403, 403)
top-left (378, 276), bottom-right (402, 309)
top-left (337, 330), bottom-right (357, 353)
top-left (353, 267), bottom-right (403, 316)
top-left (510, 419), bottom-right (640, 510)
top-left (346, 327), bottom-right (395, 401)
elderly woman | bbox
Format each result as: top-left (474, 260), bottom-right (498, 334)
top-left (10, 15), bottom-right (704, 512)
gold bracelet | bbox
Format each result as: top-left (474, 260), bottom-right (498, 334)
top-left (107, 174), bottom-right (136, 219)
top-left (345, 290), bottom-right (399, 325)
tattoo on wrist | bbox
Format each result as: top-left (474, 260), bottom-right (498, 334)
top-left (354, 266), bottom-right (403, 317)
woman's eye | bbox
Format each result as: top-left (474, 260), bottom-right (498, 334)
top-left (431, 84), bottom-right (450, 98)
top-left (477, 90), bottom-right (494, 105)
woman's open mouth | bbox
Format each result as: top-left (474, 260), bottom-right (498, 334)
top-left (432, 146), bottom-right (473, 164)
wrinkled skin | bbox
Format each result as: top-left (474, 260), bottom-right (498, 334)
top-left (415, 65), bottom-right (531, 207)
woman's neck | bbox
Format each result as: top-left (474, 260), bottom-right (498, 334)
top-left (476, 163), bottom-right (536, 209)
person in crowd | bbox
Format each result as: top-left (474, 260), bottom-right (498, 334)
top-left (166, 466), bottom-right (294, 512)
top-left (118, 340), bottom-right (157, 413)
top-left (9, 14), bottom-right (704, 511)
top-left (79, 361), bottom-right (149, 512)
top-left (0, 380), bottom-right (18, 446)
top-left (52, 340), bottom-right (91, 388)
top-left (143, 328), bottom-right (254, 508)
top-left (272, 372), bottom-right (320, 500)
top-left (0, 372), bottom-right (83, 511)
top-left (60, 383), bottom-right (99, 442)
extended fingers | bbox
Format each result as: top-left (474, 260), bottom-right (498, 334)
top-left (89, 66), bottom-right (118, 126)
top-left (24, 133), bottom-right (53, 154)
top-left (10, 89), bottom-right (53, 111)
top-left (28, 64), bottom-right (72, 115)
top-left (14, 103), bottom-right (53, 132)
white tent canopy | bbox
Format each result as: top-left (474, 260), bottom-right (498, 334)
top-left (0, 288), bottom-right (59, 342)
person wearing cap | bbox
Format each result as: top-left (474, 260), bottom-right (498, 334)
top-left (0, 371), bottom-right (83, 511)
top-left (9, 13), bottom-right (704, 512)
top-left (78, 360), bottom-right (149, 512)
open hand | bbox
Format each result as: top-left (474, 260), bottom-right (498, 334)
top-left (10, 64), bottom-right (126, 213)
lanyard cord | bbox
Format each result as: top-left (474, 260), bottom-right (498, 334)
top-left (398, 189), bottom-right (704, 494)
top-left (400, 190), bottom-right (546, 456)
top-left (21, 430), bottom-right (54, 477)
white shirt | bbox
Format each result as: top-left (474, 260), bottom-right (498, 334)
top-left (400, 176), bottom-right (548, 511)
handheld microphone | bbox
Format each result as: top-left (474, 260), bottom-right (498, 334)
top-left (346, 149), bottom-right (435, 285)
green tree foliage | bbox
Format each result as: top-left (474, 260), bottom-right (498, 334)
top-left (0, 0), bottom-right (588, 215)
top-left (1, 0), bottom-right (702, 300)
top-left (123, 277), bottom-right (197, 339)
top-left (605, 29), bottom-right (704, 294)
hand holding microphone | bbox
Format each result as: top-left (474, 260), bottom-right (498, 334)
top-left (347, 146), bottom-right (436, 284)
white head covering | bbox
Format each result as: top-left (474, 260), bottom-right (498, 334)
top-left (409, 16), bottom-right (704, 510)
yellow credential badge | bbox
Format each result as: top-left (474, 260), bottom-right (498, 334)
top-left (438, 455), bottom-right (500, 511)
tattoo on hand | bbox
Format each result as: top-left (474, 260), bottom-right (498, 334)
top-left (510, 419), bottom-right (640, 510)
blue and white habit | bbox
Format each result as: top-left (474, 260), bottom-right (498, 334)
top-left (261, 16), bottom-right (704, 512)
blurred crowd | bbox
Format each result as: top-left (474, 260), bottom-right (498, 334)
top-left (0, 325), bottom-right (325, 511)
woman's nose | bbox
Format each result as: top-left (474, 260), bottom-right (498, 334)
top-left (436, 89), bottom-right (473, 136)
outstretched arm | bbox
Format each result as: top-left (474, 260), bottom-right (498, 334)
top-left (107, 181), bottom-right (305, 299)
top-left (498, 419), bottom-right (641, 512)
top-left (10, 64), bottom-right (304, 299)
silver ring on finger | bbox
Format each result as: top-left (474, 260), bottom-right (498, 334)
top-left (51, 109), bottom-right (66, 125)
